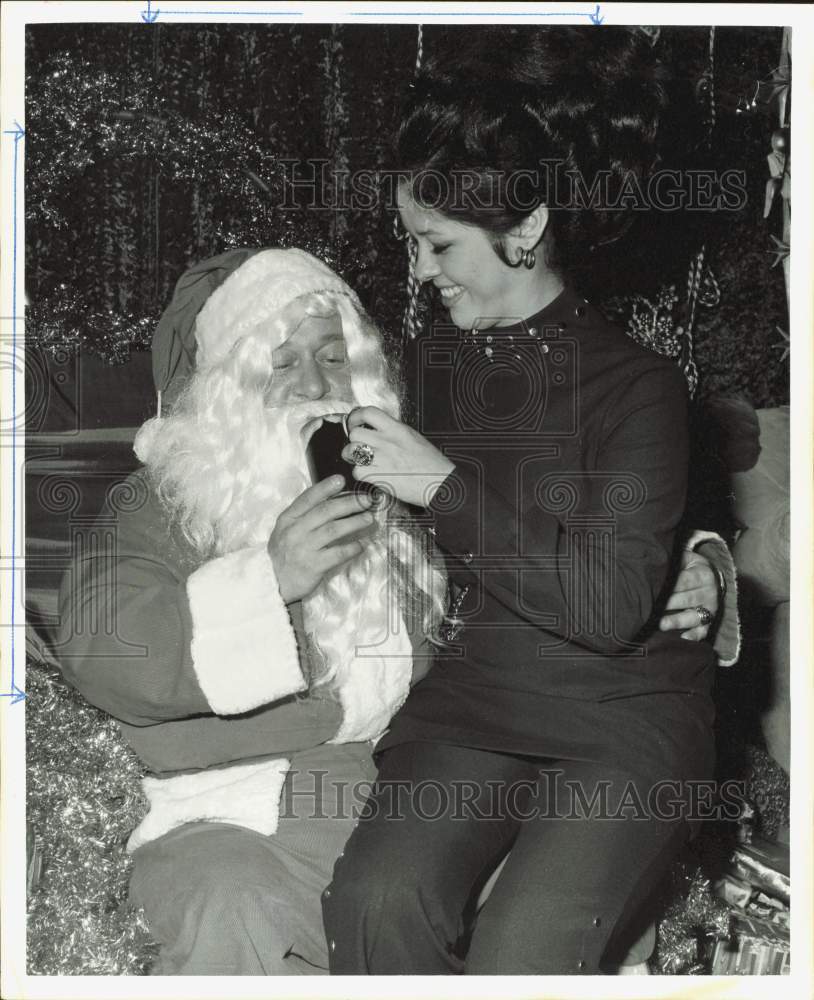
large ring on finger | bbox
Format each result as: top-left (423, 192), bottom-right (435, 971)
top-left (350, 443), bottom-right (375, 467)
top-left (695, 605), bottom-right (714, 626)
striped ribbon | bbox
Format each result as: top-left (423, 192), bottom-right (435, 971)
top-left (682, 248), bottom-right (704, 397)
top-left (402, 24), bottom-right (425, 344)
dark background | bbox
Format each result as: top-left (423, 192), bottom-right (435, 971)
top-left (25, 23), bottom-right (789, 432)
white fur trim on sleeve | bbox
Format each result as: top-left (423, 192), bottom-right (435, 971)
top-left (126, 758), bottom-right (290, 853)
top-left (187, 545), bottom-right (306, 715)
top-left (329, 616), bottom-right (413, 744)
top-left (687, 529), bottom-right (741, 668)
top-left (685, 529), bottom-right (726, 551)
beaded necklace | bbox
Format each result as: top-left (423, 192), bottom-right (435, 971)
top-left (458, 300), bottom-right (588, 362)
top-left (460, 325), bottom-right (550, 362)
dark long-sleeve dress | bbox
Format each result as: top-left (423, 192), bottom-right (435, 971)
top-left (378, 285), bottom-right (716, 789)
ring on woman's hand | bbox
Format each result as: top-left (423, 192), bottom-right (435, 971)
top-left (350, 443), bottom-right (375, 467)
top-left (695, 605), bottom-right (714, 627)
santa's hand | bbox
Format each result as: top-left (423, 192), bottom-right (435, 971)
top-left (658, 548), bottom-right (719, 641)
top-left (267, 476), bottom-right (375, 604)
top-left (342, 406), bottom-right (455, 508)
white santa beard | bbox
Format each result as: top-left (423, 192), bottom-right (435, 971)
top-left (214, 398), bottom-right (354, 553)
top-left (149, 393), bottom-right (400, 694)
top-left (217, 399), bottom-right (394, 692)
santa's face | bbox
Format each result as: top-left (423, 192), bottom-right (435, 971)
top-left (267, 313), bottom-right (352, 407)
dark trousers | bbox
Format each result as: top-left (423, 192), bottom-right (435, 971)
top-left (323, 742), bottom-right (688, 975)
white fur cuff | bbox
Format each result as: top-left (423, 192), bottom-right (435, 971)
top-left (187, 545), bottom-right (305, 715)
top-left (687, 529), bottom-right (741, 668)
top-left (126, 758), bottom-right (290, 853)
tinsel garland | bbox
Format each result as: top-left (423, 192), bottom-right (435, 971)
top-left (652, 849), bottom-right (733, 975)
top-left (26, 51), bottom-right (386, 365)
top-left (651, 741), bottom-right (791, 974)
top-left (26, 657), bottom-right (157, 975)
top-left (739, 744), bottom-right (790, 841)
top-left (27, 53), bottom-right (283, 232)
top-left (321, 25), bottom-right (351, 249)
top-left (26, 51), bottom-right (288, 364)
top-left (25, 297), bottom-right (157, 366)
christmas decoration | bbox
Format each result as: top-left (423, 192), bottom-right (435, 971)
top-left (26, 54), bottom-right (285, 237)
top-left (761, 29), bottom-right (790, 315)
top-left (734, 61), bottom-right (789, 120)
top-left (25, 50), bottom-right (291, 364)
top-left (26, 294), bottom-right (156, 366)
top-left (710, 913), bottom-right (790, 975)
top-left (727, 838), bottom-right (789, 906)
top-left (649, 739), bottom-right (791, 975)
top-left (25, 28), bottom-right (417, 364)
top-left (764, 128), bottom-right (789, 218)
top-left (772, 327), bottom-right (789, 363)
top-left (738, 744), bottom-right (790, 841)
top-left (400, 24), bottom-right (427, 345)
top-left (710, 831), bottom-right (790, 975)
top-left (25, 25), bottom-right (789, 406)
top-left (651, 850), bottom-right (733, 975)
top-left (604, 285), bottom-right (682, 358)
top-left (765, 234), bottom-right (790, 270)
top-left (26, 657), bottom-right (157, 975)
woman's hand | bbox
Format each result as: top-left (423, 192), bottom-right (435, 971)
top-left (659, 548), bottom-right (720, 641)
top-left (267, 475), bottom-right (375, 604)
top-left (341, 406), bottom-right (455, 508)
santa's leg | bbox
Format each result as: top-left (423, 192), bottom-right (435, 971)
top-left (129, 744), bottom-right (376, 975)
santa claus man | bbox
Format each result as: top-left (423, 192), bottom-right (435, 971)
top-left (57, 247), bottom-right (446, 974)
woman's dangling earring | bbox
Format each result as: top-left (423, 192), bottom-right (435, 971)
top-left (516, 246), bottom-right (536, 269)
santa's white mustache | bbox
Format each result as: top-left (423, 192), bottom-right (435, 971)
top-left (269, 399), bottom-right (354, 445)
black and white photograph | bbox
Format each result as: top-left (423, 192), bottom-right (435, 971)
top-left (1, 2), bottom-right (810, 995)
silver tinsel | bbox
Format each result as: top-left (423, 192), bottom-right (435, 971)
top-left (26, 658), bottom-right (157, 975)
top-left (652, 855), bottom-right (733, 975)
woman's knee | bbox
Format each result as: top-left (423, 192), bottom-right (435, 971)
top-left (327, 847), bottom-right (413, 926)
top-left (326, 833), bottom-right (465, 943)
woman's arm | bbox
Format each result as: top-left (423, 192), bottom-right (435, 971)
top-left (346, 362), bottom-right (694, 655)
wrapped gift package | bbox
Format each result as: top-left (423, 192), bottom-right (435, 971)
top-left (711, 913), bottom-right (790, 975)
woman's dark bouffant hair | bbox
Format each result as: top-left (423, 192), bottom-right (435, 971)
top-left (394, 26), bottom-right (671, 276)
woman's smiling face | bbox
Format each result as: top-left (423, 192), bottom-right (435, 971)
top-left (397, 182), bottom-right (530, 330)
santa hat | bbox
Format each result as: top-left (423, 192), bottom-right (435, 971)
top-left (136, 247), bottom-right (367, 462)
top-left (195, 248), bottom-right (363, 369)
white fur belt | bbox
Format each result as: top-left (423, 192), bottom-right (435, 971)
top-left (126, 757), bottom-right (291, 853)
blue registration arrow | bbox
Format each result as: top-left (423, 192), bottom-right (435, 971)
top-left (141, 0), bottom-right (304, 19)
top-left (2, 120), bottom-right (25, 704)
top-left (138, 2), bottom-right (599, 22)
top-left (141, 0), bottom-right (160, 21)
top-left (348, 4), bottom-right (602, 21)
